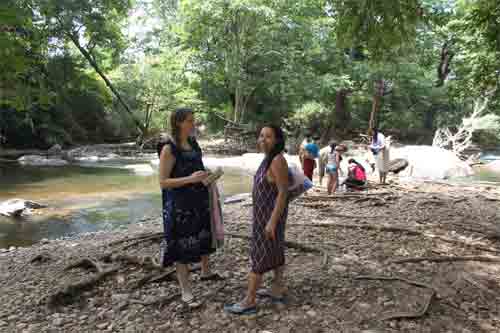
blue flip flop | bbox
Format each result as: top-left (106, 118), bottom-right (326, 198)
top-left (224, 303), bottom-right (257, 315)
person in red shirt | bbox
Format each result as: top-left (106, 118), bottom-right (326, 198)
top-left (344, 159), bottom-right (366, 190)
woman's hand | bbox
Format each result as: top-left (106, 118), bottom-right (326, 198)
top-left (265, 221), bottom-right (277, 240)
top-left (190, 170), bottom-right (209, 183)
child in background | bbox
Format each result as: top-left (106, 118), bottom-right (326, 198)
top-left (302, 136), bottom-right (320, 182)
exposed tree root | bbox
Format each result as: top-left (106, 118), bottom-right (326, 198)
top-left (107, 254), bottom-right (162, 270)
top-left (288, 223), bottom-right (422, 236)
top-left (48, 266), bottom-right (119, 308)
top-left (288, 223), bottom-right (500, 254)
top-left (106, 232), bottom-right (163, 247)
top-left (299, 192), bottom-right (395, 201)
top-left (355, 275), bottom-right (436, 321)
top-left (30, 252), bottom-right (53, 264)
top-left (119, 234), bottom-right (164, 251)
top-left (65, 258), bottom-right (103, 272)
top-left (391, 255), bottom-right (500, 264)
top-left (318, 209), bottom-right (387, 219)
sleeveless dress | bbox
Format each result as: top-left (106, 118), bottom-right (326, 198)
top-left (250, 158), bottom-right (289, 274)
top-left (158, 137), bottom-right (215, 267)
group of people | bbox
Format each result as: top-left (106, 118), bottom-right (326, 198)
top-left (157, 107), bottom-right (388, 314)
top-left (299, 134), bottom-right (370, 194)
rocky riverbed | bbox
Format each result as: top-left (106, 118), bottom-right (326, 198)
top-left (1, 181), bottom-right (500, 332)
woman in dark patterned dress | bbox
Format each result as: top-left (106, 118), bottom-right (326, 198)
top-left (158, 108), bottom-right (218, 307)
top-left (225, 125), bottom-right (289, 315)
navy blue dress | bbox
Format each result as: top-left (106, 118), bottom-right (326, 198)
top-left (157, 137), bottom-right (215, 267)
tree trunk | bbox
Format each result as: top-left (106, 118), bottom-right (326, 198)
top-left (67, 33), bottom-right (144, 135)
top-left (424, 108), bottom-right (436, 131)
top-left (369, 79), bottom-right (384, 132)
top-left (321, 90), bottom-right (349, 144)
top-left (334, 90), bottom-right (350, 132)
top-left (436, 41), bottom-right (454, 87)
top-left (234, 84), bottom-right (247, 124)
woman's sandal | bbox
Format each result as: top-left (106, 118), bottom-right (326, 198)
top-left (200, 272), bottom-right (224, 281)
top-left (256, 289), bottom-right (286, 304)
top-left (224, 303), bottom-right (257, 315)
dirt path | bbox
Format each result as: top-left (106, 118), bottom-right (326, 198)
top-left (1, 181), bottom-right (499, 332)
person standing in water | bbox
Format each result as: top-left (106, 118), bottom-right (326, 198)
top-left (369, 128), bottom-right (389, 184)
top-left (157, 108), bottom-right (219, 308)
top-left (225, 125), bottom-right (289, 315)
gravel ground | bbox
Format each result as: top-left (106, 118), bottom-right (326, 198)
top-left (1, 181), bottom-right (500, 332)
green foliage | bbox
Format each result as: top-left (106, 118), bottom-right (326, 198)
top-left (2, 0), bottom-right (500, 148)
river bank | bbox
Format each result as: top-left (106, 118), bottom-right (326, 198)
top-left (1, 180), bottom-right (499, 332)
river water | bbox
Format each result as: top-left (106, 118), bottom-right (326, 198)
top-left (1, 149), bottom-right (499, 249)
top-left (0, 161), bottom-right (252, 248)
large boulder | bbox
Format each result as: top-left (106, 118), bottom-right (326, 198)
top-left (391, 145), bottom-right (473, 180)
top-left (484, 160), bottom-right (500, 173)
top-left (17, 155), bottom-right (68, 166)
top-left (0, 199), bottom-right (47, 217)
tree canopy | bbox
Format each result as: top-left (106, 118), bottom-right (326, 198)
top-left (1, 0), bottom-right (499, 148)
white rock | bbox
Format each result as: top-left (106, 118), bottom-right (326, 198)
top-left (484, 160), bottom-right (500, 173)
top-left (18, 155), bottom-right (68, 166)
top-left (391, 145), bottom-right (473, 180)
top-left (123, 164), bottom-right (154, 176)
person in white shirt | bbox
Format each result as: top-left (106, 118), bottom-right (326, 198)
top-left (369, 128), bottom-right (389, 184)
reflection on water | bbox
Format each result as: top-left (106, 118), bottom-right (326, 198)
top-left (0, 162), bottom-right (252, 248)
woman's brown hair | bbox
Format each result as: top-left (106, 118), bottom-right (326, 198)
top-left (170, 108), bottom-right (193, 145)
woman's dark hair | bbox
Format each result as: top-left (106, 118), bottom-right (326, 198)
top-left (348, 158), bottom-right (365, 172)
top-left (372, 127), bottom-right (379, 143)
top-left (262, 124), bottom-right (286, 172)
top-left (329, 142), bottom-right (337, 154)
top-left (170, 108), bottom-right (193, 145)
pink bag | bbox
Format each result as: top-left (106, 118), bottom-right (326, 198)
top-left (209, 184), bottom-right (224, 248)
